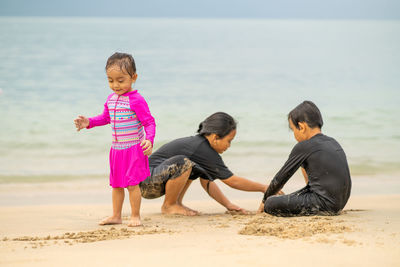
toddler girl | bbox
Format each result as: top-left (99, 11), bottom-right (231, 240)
top-left (74, 52), bottom-right (156, 226)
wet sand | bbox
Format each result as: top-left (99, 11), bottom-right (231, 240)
top-left (1, 192), bottom-right (400, 267)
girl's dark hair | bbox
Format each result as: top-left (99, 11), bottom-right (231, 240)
top-left (197, 112), bottom-right (237, 138)
top-left (106, 52), bottom-right (136, 77)
top-left (288, 101), bottom-right (323, 129)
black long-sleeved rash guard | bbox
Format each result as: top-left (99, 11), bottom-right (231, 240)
top-left (263, 134), bottom-right (351, 212)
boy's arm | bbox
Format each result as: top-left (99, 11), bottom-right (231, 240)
top-left (262, 145), bottom-right (308, 203)
top-left (130, 94), bottom-right (156, 144)
top-left (301, 167), bottom-right (309, 184)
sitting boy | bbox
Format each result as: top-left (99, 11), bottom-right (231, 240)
top-left (259, 101), bottom-right (352, 216)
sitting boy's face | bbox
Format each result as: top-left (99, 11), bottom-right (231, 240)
top-left (289, 119), bottom-right (321, 143)
top-left (289, 119), bottom-right (308, 142)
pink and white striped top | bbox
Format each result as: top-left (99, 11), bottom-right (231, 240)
top-left (87, 90), bottom-right (156, 150)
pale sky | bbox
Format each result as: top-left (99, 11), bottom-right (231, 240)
top-left (0, 0), bottom-right (399, 19)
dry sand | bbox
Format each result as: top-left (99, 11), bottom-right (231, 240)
top-left (1, 193), bottom-right (400, 267)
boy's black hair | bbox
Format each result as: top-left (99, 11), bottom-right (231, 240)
top-left (288, 101), bottom-right (323, 129)
top-left (197, 112), bottom-right (237, 138)
top-left (106, 52), bottom-right (136, 77)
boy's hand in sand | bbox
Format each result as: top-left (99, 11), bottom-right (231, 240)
top-left (141, 140), bottom-right (153, 155)
top-left (257, 202), bottom-right (264, 213)
top-left (74, 115), bottom-right (89, 131)
top-left (258, 190), bottom-right (283, 213)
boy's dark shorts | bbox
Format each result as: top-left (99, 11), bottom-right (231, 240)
top-left (264, 185), bottom-right (340, 217)
top-left (139, 155), bottom-right (194, 199)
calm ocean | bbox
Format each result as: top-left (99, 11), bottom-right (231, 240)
top-left (0, 17), bottom-right (399, 182)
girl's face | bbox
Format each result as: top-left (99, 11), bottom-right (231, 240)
top-left (210, 129), bottom-right (236, 154)
top-left (106, 66), bottom-right (137, 96)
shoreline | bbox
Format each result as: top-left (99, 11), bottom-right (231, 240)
top-left (1, 172), bottom-right (399, 207)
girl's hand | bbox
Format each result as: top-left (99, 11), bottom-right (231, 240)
top-left (226, 203), bottom-right (248, 215)
top-left (74, 115), bottom-right (89, 131)
top-left (140, 140), bottom-right (153, 155)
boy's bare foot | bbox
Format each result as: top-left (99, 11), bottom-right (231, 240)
top-left (162, 204), bottom-right (198, 216)
top-left (99, 216), bottom-right (122, 225)
top-left (128, 216), bottom-right (142, 227)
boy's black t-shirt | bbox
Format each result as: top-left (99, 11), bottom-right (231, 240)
top-left (263, 134), bottom-right (352, 210)
top-left (149, 135), bottom-right (233, 181)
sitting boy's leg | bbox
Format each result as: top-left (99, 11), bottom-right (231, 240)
top-left (264, 186), bottom-right (323, 217)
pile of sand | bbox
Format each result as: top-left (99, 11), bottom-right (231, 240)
top-left (239, 214), bottom-right (354, 240)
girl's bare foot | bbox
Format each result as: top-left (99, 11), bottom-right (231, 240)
top-left (182, 204), bottom-right (200, 215)
top-left (162, 204), bottom-right (198, 216)
top-left (128, 216), bottom-right (142, 227)
top-left (99, 216), bottom-right (122, 225)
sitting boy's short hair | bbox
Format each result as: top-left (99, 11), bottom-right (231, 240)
top-left (288, 101), bottom-right (323, 129)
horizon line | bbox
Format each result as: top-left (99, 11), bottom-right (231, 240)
top-left (1, 15), bottom-right (399, 21)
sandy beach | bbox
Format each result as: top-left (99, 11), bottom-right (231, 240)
top-left (1, 177), bottom-right (400, 267)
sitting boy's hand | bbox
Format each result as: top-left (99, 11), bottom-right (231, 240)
top-left (257, 202), bottom-right (265, 213)
top-left (264, 185), bottom-right (284, 195)
top-left (141, 140), bottom-right (153, 155)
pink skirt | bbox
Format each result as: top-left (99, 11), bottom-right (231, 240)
top-left (109, 143), bottom-right (150, 188)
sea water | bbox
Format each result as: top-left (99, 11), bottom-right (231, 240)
top-left (0, 17), bottom-right (399, 183)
